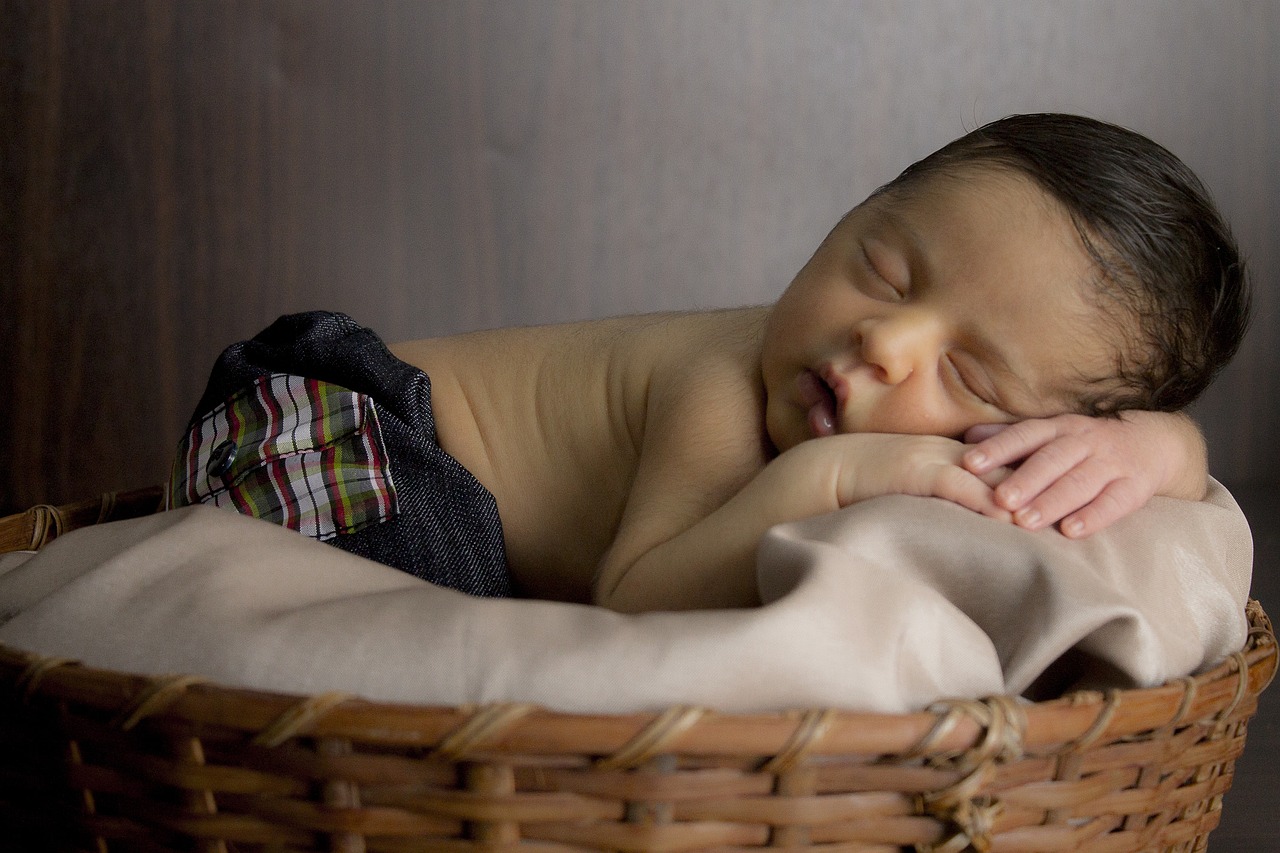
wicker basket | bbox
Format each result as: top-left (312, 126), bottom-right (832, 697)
top-left (0, 489), bottom-right (1275, 853)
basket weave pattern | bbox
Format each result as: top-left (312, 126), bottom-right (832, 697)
top-left (0, 489), bottom-right (1274, 853)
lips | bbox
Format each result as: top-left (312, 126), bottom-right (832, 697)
top-left (796, 369), bottom-right (838, 438)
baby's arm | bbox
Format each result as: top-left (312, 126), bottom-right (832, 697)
top-left (961, 411), bottom-right (1208, 538)
top-left (596, 429), bottom-right (1011, 612)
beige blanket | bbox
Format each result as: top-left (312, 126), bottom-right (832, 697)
top-left (0, 481), bottom-right (1252, 713)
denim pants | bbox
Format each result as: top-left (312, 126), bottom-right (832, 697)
top-left (170, 311), bottom-right (512, 597)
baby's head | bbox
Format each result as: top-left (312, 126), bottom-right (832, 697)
top-left (761, 114), bottom-right (1250, 451)
top-left (873, 113), bottom-right (1250, 414)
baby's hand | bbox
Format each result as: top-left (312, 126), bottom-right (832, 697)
top-left (961, 412), bottom-right (1208, 538)
top-left (823, 433), bottom-right (1014, 521)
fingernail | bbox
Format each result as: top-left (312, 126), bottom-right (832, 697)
top-left (1015, 507), bottom-right (1040, 528)
top-left (1001, 486), bottom-right (1021, 507)
top-left (967, 450), bottom-right (987, 468)
top-left (1064, 519), bottom-right (1085, 537)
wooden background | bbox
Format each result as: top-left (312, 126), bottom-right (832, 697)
top-left (3, 0), bottom-right (1277, 512)
top-left (2, 1), bottom-right (1278, 846)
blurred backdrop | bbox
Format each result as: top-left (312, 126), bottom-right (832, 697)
top-left (3, 2), bottom-right (1278, 846)
top-left (3, 1), bottom-right (1276, 511)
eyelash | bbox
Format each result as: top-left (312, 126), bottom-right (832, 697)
top-left (859, 246), bottom-right (905, 300)
top-left (945, 355), bottom-right (996, 408)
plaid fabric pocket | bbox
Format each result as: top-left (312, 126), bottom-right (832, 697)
top-left (167, 373), bottom-right (398, 540)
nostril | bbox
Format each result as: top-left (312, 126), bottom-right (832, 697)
top-left (858, 317), bottom-right (924, 386)
top-left (873, 364), bottom-right (903, 385)
top-left (870, 353), bottom-right (913, 386)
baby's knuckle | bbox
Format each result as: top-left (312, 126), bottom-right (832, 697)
top-left (1053, 467), bottom-right (1099, 496)
top-left (1088, 491), bottom-right (1129, 520)
top-left (1002, 420), bottom-right (1045, 443)
top-left (1102, 477), bottom-right (1146, 509)
top-left (1032, 443), bottom-right (1075, 470)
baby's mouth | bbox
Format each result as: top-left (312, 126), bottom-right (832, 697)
top-left (797, 369), bottom-right (838, 438)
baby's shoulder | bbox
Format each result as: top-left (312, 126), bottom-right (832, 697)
top-left (621, 309), bottom-right (772, 474)
top-left (636, 308), bottom-right (770, 406)
top-left (609, 307), bottom-right (768, 379)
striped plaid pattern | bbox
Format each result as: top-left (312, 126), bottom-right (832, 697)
top-left (168, 373), bottom-right (398, 540)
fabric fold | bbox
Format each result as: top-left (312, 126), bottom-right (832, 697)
top-left (0, 480), bottom-right (1251, 713)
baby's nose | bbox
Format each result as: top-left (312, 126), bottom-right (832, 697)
top-left (857, 311), bottom-right (942, 384)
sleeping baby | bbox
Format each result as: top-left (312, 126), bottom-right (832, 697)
top-left (168, 113), bottom-right (1250, 612)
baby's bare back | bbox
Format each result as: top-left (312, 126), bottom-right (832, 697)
top-left (390, 308), bottom-right (770, 601)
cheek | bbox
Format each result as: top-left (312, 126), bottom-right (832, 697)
top-left (860, 387), bottom-right (981, 438)
top-left (779, 283), bottom-right (852, 347)
top-left (931, 400), bottom-right (1017, 439)
top-left (781, 260), bottom-right (843, 309)
top-left (766, 296), bottom-right (819, 361)
top-left (763, 395), bottom-right (806, 453)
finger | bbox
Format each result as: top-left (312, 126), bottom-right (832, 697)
top-left (1058, 479), bottom-right (1147, 538)
top-left (1010, 458), bottom-right (1117, 531)
top-left (991, 436), bottom-right (1092, 511)
top-left (976, 464), bottom-right (1014, 489)
top-left (962, 419), bottom-right (1062, 473)
top-left (963, 423), bottom-right (1011, 444)
top-left (932, 465), bottom-right (1013, 522)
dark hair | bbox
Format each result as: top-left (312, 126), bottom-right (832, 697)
top-left (877, 113), bottom-right (1250, 413)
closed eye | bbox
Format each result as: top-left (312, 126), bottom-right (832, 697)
top-left (944, 353), bottom-right (1003, 411)
top-left (857, 244), bottom-right (906, 301)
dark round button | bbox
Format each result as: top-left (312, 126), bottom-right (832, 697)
top-left (206, 439), bottom-right (238, 478)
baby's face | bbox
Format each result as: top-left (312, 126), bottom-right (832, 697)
top-left (761, 165), bottom-right (1121, 452)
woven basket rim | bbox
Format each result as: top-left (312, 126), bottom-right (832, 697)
top-left (1, 487), bottom-right (1275, 768)
top-left (3, 602), bottom-right (1273, 766)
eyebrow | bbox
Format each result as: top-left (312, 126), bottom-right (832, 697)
top-left (871, 208), bottom-right (929, 271)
